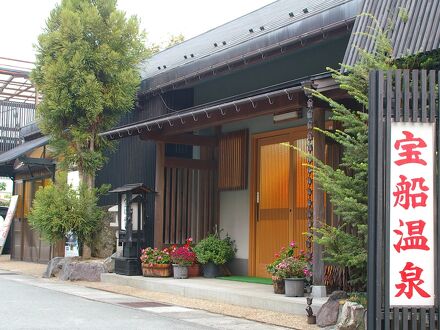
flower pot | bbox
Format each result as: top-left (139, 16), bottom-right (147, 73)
top-left (272, 276), bottom-right (285, 294)
top-left (172, 264), bottom-right (189, 279)
top-left (188, 263), bottom-right (202, 277)
top-left (142, 263), bottom-right (172, 277)
top-left (202, 262), bottom-right (221, 278)
top-left (284, 278), bottom-right (305, 297)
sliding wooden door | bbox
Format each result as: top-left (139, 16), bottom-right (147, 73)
top-left (251, 128), bottom-right (308, 277)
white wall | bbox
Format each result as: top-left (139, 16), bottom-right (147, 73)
top-left (219, 112), bottom-right (307, 260)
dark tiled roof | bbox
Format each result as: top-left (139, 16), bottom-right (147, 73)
top-left (343, 0), bottom-right (440, 66)
top-left (140, 0), bottom-right (363, 92)
top-left (0, 136), bottom-right (49, 165)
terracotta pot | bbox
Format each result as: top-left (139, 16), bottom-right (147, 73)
top-left (142, 263), bottom-right (172, 277)
top-left (272, 276), bottom-right (285, 294)
top-left (188, 263), bottom-right (202, 277)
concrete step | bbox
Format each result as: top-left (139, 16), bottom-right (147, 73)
top-left (101, 273), bottom-right (326, 315)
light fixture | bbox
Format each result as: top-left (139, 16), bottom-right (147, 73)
top-left (249, 28), bottom-right (254, 33)
top-left (289, 12), bottom-right (294, 17)
top-left (273, 111), bottom-right (302, 123)
top-left (260, 26), bottom-right (265, 31)
top-left (303, 8), bottom-right (309, 13)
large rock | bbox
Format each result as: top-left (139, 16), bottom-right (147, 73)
top-left (60, 261), bottom-right (106, 281)
top-left (317, 299), bottom-right (341, 328)
top-left (103, 252), bottom-right (118, 273)
top-left (43, 257), bottom-right (64, 278)
top-left (336, 301), bottom-right (366, 330)
top-left (92, 212), bottom-right (117, 258)
top-left (329, 290), bottom-right (348, 301)
top-left (316, 291), bottom-right (348, 327)
top-left (43, 257), bottom-right (81, 278)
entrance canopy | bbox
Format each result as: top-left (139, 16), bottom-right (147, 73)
top-left (0, 57), bottom-right (40, 104)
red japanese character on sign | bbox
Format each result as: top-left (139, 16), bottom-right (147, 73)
top-left (393, 219), bottom-right (429, 252)
top-left (395, 262), bottom-right (431, 299)
top-left (393, 175), bottom-right (429, 209)
top-left (394, 131), bottom-right (427, 166)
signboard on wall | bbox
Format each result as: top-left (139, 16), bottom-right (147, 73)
top-left (65, 231), bottom-right (79, 257)
top-left (0, 195), bottom-right (19, 255)
top-left (389, 122), bottom-right (435, 306)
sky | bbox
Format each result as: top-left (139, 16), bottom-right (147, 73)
top-left (1, 0), bottom-right (276, 62)
top-left (0, 0), bottom-right (275, 191)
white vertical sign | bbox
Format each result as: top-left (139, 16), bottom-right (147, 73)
top-left (0, 195), bottom-right (19, 255)
top-left (389, 122), bottom-right (435, 306)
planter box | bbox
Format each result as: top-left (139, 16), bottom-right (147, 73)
top-left (141, 263), bottom-right (172, 277)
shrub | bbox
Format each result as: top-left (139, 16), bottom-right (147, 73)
top-left (28, 172), bottom-right (106, 246)
top-left (194, 233), bottom-right (235, 265)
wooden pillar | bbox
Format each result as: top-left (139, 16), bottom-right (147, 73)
top-left (154, 142), bottom-right (165, 248)
top-left (313, 108), bottom-right (326, 285)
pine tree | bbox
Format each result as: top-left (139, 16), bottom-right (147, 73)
top-left (309, 15), bottom-right (395, 290)
top-left (31, 0), bottom-right (149, 188)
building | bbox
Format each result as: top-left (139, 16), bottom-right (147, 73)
top-left (0, 58), bottom-right (62, 262)
top-left (99, 0), bottom-right (440, 282)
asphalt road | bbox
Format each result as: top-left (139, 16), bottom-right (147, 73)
top-left (0, 275), bottom-right (209, 330)
top-left (0, 272), bottom-right (284, 330)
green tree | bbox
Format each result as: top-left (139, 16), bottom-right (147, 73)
top-left (308, 16), bottom-right (395, 290)
top-left (31, 0), bottom-right (149, 187)
top-left (0, 182), bottom-right (5, 191)
top-left (28, 172), bottom-right (107, 246)
top-left (165, 33), bottom-right (185, 48)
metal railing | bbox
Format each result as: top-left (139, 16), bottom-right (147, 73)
top-left (0, 100), bottom-right (36, 153)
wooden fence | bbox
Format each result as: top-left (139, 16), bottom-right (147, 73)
top-left (162, 158), bottom-right (218, 244)
top-left (368, 69), bottom-right (440, 329)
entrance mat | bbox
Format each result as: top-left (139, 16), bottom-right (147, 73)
top-left (216, 276), bottom-right (272, 285)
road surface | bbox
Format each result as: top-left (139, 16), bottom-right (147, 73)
top-left (0, 271), bottom-right (285, 330)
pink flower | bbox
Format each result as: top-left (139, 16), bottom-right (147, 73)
top-left (274, 253), bottom-right (280, 258)
top-left (290, 241), bottom-right (296, 247)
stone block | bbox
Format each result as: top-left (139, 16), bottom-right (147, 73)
top-left (336, 301), bottom-right (366, 330)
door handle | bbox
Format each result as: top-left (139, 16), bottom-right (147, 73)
top-left (256, 192), bottom-right (260, 222)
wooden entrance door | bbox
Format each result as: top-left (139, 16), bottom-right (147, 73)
top-left (252, 129), bottom-right (308, 277)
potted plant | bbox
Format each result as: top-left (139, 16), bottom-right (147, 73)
top-left (170, 245), bottom-right (196, 279)
top-left (275, 254), bottom-right (312, 297)
top-left (266, 242), bottom-right (297, 294)
top-left (194, 233), bottom-right (235, 278)
top-left (183, 238), bottom-right (202, 277)
top-left (140, 247), bottom-right (172, 277)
